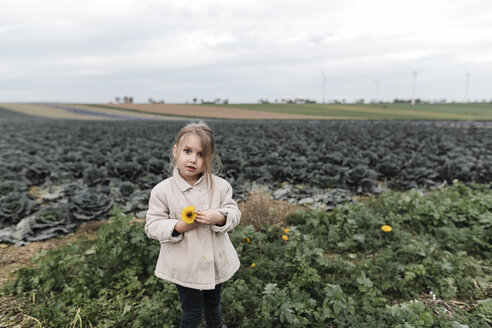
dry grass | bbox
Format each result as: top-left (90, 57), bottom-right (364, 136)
top-left (0, 294), bottom-right (36, 328)
top-left (418, 293), bottom-right (480, 317)
top-left (238, 191), bottom-right (305, 230)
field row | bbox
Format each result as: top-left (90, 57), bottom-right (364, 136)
top-left (1, 106), bottom-right (492, 245)
top-left (2, 102), bottom-right (492, 121)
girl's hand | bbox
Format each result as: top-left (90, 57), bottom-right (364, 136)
top-left (174, 220), bottom-right (199, 233)
top-left (195, 209), bottom-right (226, 226)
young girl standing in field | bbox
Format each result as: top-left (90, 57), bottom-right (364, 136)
top-left (145, 122), bottom-right (240, 328)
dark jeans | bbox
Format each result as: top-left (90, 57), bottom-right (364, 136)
top-left (176, 283), bottom-right (223, 328)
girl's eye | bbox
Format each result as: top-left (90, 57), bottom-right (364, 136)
top-left (184, 149), bottom-right (191, 154)
top-left (198, 152), bottom-right (203, 157)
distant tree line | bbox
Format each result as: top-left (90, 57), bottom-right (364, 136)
top-left (190, 98), bottom-right (229, 104)
top-left (109, 96), bottom-right (492, 105)
top-left (259, 98), bottom-right (317, 104)
top-left (148, 98), bottom-right (165, 104)
top-left (113, 96), bottom-right (134, 104)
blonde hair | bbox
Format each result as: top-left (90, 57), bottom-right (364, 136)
top-left (170, 121), bottom-right (222, 188)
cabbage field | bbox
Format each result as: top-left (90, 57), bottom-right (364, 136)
top-left (1, 107), bottom-right (492, 245)
top-left (0, 107), bottom-right (491, 327)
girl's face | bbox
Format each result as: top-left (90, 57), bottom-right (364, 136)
top-left (173, 134), bottom-right (205, 186)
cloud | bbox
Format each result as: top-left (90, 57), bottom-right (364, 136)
top-left (0, 0), bottom-right (492, 102)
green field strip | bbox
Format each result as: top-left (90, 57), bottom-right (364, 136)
top-left (329, 104), bottom-right (487, 120)
top-left (4, 102), bottom-right (491, 121)
top-left (215, 103), bottom-right (492, 120)
top-left (204, 104), bottom-right (397, 119)
top-left (366, 103), bottom-right (492, 118)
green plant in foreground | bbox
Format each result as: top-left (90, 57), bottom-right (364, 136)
top-left (2, 183), bottom-right (491, 327)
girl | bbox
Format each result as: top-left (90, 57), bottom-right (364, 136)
top-left (145, 122), bottom-right (240, 328)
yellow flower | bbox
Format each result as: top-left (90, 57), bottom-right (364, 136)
top-left (381, 225), bottom-right (392, 232)
top-left (283, 228), bottom-right (290, 234)
top-left (250, 263), bottom-right (255, 268)
top-left (242, 237), bottom-right (251, 243)
top-left (181, 206), bottom-right (197, 224)
top-left (282, 235), bottom-right (289, 241)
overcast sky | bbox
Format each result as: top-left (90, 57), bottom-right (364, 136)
top-left (1, 0), bottom-right (492, 103)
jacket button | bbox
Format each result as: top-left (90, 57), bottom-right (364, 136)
top-left (201, 189), bottom-right (207, 194)
top-left (203, 205), bottom-right (209, 210)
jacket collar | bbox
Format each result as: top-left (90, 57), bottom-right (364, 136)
top-left (173, 167), bottom-right (205, 192)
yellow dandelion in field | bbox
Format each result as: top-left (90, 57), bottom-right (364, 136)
top-left (381, 225), bottom-right (392, 232)
top-left (282, 235), bottom-right (289, 241)
top-left (181, 206), bottom-right (197, 224)
top-left (283, 228), bottom-right (290, 234)
top-left (250, 263), bottom-right (256, 268)
top-left (242, 237), bottom-right (251, 243)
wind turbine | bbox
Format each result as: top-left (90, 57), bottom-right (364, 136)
top-left (374, 80), bottom-right (380, 103)
top-left (464, 67), bottom-right (471, 103)
top-left (320, 69), bottom-right (327, 104)
top-left (410, 67), bottom-right (418, 105)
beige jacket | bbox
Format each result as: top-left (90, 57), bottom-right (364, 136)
top-left (145, 168), bottom-right (241, 290)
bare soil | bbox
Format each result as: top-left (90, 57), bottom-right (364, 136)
top-left (105, 103), bottom-right (347, 120)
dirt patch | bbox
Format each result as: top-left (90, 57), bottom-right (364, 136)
top-left (104, 103), bottom-right (350, 120)
top-left (27, 186), bottom-right (42, 202)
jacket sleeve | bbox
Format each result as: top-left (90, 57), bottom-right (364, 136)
top-left (145, 187), bottom-right (183, 243)
top-left (212, 181), bottom-right (241, 234)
